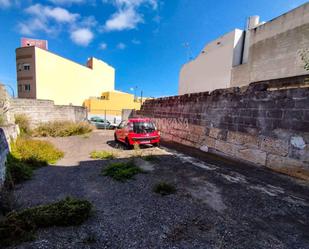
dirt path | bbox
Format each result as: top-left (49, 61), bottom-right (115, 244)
top-left (40, 130), bottom-right (169, 167)
top-left (10, 130), bottom-right (309, 249)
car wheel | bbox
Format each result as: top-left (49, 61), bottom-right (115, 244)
top-left (153, 142), bottom-right (160, 147)
top-left (114, 133), bottom-right (118, 142)
top-left (125, 137), bottom-right (133, 150)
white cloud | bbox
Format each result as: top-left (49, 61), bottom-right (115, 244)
top-left (104, 7), bottom-right (142, 31)
top-left (80, 16), bottom-right (97, 27)
top-left (111, 0), bottom-right (157, 10)
top-left (48, 0), bottom-right (86, 4)
top-left (70, 28), bottom-right (94, 46)
top-left (116, 42), bottom-right (126, 49)
top-left (99, 42), bottom-right (107, 50)
top-left (19, 3), bottom-right (95, 43)
top-left (18, 19), bottom-right (50, 35)
top-left (26, 4), bottom-right (79, 23)
top-left (102, 0), bottom-right (158, 31)
top-left (0, 0), bottom-right (11, 8)
top-left (131, 39), bottom-right (140, 44)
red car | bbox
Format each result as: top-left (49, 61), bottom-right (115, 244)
top-left (114, 118), bottom-right (160, 148)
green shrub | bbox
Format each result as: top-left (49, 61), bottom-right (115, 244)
top-left (102, 161), bottom-right (143, 181)
top-left (142, 155), bottom-right (158, 162)
top-left (0, 197), bottom-right (92, 247)
top-left (15, 114), bottom-right (31, 135)
top-left (5, 154), bottom-right (33, 186)
top-left (90, 150), bottom-right (116, 160)
top-left (11, 138), bottom-right (64, 167)
top-left (153, 182), bottom-right (176, 196)
top-left (32, 121), bottom-right (93, 137)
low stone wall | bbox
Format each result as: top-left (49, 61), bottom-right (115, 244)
top-left (137, 76), bottom-right (309, 180)
top-left (10, 98), bottom-right (87, 128)
top-left (0, 125), bottom-right (19, 188)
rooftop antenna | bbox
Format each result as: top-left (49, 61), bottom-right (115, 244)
top-left (183, 42), bottom-right (193, 62)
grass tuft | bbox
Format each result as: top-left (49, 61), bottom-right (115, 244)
top-left (90, 151), bottom-right (116, 160)
top-left (0, 197), bottom-right (92, 247)
top-left (5, 139), bottom-right (64, 188)
top-left (101, 161), bottom-right (143, 181)
top-left (5, 154), bottom-right (33, 187)
top-left (82, 133), bottom-right (90, 139)
top-left (142, 154), bottom-right (158, 162)
top-left (15, 114), bottom-right (31, 135)
top-left (11, 138), bottom-right (64, 167)
top-left (133, 143), bottom-right (143, 157)
top-left (153, 182), bottom-right (176, 196)
top-left (32, 121), bottom-right (93, 137)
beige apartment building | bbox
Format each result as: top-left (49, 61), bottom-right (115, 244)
top-left (179, 2), bottom-right (309, 95)
top-left (16, 46), bottom-right (115, 106)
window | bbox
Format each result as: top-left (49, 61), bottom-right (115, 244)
top-left (24, 84), bottom-right (31, 92)
top-left (23, 64), bottom-right (30, 70)
top-left (118, 121), bottom-right (126, 128)
top-left (18, 84), bottom-right (22, 92)
top-left (17, 63), bottom-right (22, 71)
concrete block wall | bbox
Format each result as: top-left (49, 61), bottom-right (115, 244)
top-left (0, 125), bottom-right (19, 188)
top-left (10, 98), bottom-right (87, 128)
top-left (137, 76), bottom-right (309, 180)
top-left (231, 3), bottom-right (309, 87)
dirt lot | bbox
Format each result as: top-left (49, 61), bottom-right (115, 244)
top-left (10, 130), bottom-right (309, 249)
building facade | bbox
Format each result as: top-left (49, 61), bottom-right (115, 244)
top-left (179, 29), bottom-right (244, 94)
top-left (16, 46), bottom-right (115, 106)
top-left (179, 2), bottom-right (309, 95)
top-left (83, 90), bottom-right (144, 123)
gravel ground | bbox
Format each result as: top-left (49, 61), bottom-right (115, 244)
top-left (8, 130), bottom-right (309, 249)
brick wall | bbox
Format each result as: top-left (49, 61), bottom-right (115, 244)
top-left (137, 76), bottom-right (309, 180)
top-left (10, 98), bottom-right (87, 127)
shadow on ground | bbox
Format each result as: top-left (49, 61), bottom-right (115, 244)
top-left (9, 148), bottom-right (309, 249)
top-left (106, 140), bottom-right (156, 150)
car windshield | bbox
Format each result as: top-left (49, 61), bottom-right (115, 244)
top-left (133, 121), bottom-right (156, 134)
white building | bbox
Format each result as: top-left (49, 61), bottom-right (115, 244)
top-left (179, 29), bottom-right (244, 94)
top-left (179, 3), bottom-right (309, 95)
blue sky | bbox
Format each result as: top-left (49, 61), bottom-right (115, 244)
top-left (0, 0), bottom-right (307, 98)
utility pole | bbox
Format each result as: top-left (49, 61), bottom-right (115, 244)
top-left (134, 86), bottom-right (138, 101)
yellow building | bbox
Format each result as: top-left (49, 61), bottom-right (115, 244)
top-left (83, 90), bottom-right (143, 117)
top-left (16, 45), bottom-right (115, 106)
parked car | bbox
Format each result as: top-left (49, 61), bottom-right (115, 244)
top-left (89, 116), bottom-right (113, 129)
top-left (114, 118), bottom-right (160, 148)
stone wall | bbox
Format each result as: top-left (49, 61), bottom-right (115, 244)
top-left (137, 76), bottom-right (309, 180)
top-left (0, 84), bottom-right (14, 125)
top-left (0, 125), bottom-right (19, 188)
top-left (10, 98), bottom-right (87, 127)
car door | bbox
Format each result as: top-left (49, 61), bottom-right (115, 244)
top-left (96, 118), bottom-right (105, 129)
top-left (123, 121), bottom-right (132, 139)
top-left (116, 121), bottom-right (126, 141)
